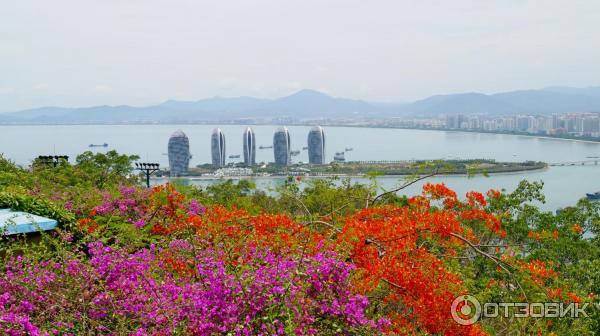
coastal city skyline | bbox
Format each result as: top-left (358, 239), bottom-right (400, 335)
top-left (385, 111), bottom-right (600, 139)
top-left (168, 126), bottom-right (331, 176)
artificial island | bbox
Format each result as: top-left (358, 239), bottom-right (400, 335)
top-left (162, 127), bottom-right (548, 179)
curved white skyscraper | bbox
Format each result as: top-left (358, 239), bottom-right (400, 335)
top-left (168, 129), bottom-right (190, 177)
top-left (273, 126), bottom-right (291, 165)
top-left (307, 126), bottom-right (325, 164)
top-left (243, 127), bottom-right (256, 166)
top-left (211, 128), bottom-right (226, 167)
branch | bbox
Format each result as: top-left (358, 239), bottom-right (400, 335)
top-left (365, 237), bottom-right (386, 257)
top-left (370, 171), bottom-right (438, 206)
top-left (382, 278), bottom-right (406, 292)
top-left (449, 232), bottom-right (528, 302)
top-left (282, 191), bottom-right (313, 219)
top-left (301, 220), bottom-right (342, 233)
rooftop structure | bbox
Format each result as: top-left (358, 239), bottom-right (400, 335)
top-left (0, 209), bottom-right (58, 235)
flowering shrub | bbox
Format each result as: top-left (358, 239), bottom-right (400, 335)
top-left (66, 183), bottom-right (510, 334)
top-left (0, 240), bottom-right (384, 335)
top-left (1, 171), bottom-right (598, 335)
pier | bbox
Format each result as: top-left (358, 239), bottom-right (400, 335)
top-left (548, 159), bottom-right (600, 166)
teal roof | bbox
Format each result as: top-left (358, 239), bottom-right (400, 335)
top-left (0, 209), bottom-right (58, 235)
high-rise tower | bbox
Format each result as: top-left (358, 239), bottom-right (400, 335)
top-left (211, 128), bottom-right (226, 167)
top-left (307, 126), bottom-right (325, 164)
top-left (168, 129), bottom-right (190, 177)
top-left (273, 126), bottom-right (291, 165)
top-left (243, 127), bottom-right (256, 166)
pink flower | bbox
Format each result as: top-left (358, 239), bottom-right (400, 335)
top-left (134, 219), bottom-right (146, 229)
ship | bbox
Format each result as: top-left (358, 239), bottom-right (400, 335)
top-left (302, 146), bottom-right (308, 150)
top-left (290, 150), bottom-right (300, 156)
top-left (228, 154), bottom-right (240, 159)
top-left (334, 152), bottom-right (345, 162)
top-left (259, 145), bottom-right (273, 149)
top-left (586, 192), bottom-right (600, 200)
top-left (89, 143), bottom-right (108, 148)
top-left (345, 147), bottom-right (353, 151)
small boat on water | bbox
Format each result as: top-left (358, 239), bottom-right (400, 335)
top-left (259, 145), bottom-right (273, 150)
top-left (302, 146), bottom-right (308, 150)
top-left (290, 150), bottom-right (300, 156)
top-left (345, 148), bottom-right (353, 151)
top-left (586, 192), bottom-right (600, 200)
top-left (228, 154), bottom-right (240, 159)
top-left (334, 152), bottom-right (345, 162)
top-left (89, 143), bottom-right (108, 148)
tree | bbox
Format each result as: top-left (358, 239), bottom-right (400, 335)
top-left (75, 150), bottom-right (140, 188)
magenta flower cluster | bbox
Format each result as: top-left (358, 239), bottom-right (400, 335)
top-left (0, 240), bottom-right (380, 335)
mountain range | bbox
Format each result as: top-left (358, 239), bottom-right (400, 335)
top-left (2, 86), bottom-right (600, 124)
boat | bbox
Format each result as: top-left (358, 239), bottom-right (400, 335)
top-left (228, 154), bottom-right (240, 159)
top-left (334, 152), bottom-right (345, 162)
top-left (290, 150), bottom-right (300, 156)
top-left (89, 143), bottom-right (108, 148)
top-left (586, 192), bottom-right (600, 200)
top-left (586, 156), bottom-right (600, 159)
top-left (259, 145), bottom-right (273, 150)
top-left (302, 146), bottom-right (308, 150)
top-left (345, 148), bottom-right (353, 151)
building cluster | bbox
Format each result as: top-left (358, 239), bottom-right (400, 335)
top-left (444, 112), bottom-right (600, 137)
top-left (213, 167), bottom-right (253, 177)
top-left (167, 126), bottom-right (327, 177)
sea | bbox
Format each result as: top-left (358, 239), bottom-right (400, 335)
top-left (1, 124), bottom-right (599, 211)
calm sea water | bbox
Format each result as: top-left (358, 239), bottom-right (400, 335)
top-left (1, 124), bottom-right (599, 210)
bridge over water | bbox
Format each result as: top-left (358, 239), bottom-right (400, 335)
top-left (549, 159), bottom-right (600, 166)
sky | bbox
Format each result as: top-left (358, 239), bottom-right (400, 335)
top-left (1, 0), bottom-right (600, 113)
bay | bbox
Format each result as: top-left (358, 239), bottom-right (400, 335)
top-left (1, 124), bottom-right (599, 210)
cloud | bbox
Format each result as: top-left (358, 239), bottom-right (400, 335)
top-left (32, 83), bottom-right (49, 90)
top-left (93, 85), bottom-right (113, 93)
top-left (1, 0), bottom-right (599, 110)
top-left (0, 87), bottom-right (15, 95)
top-left (218, 77), bottom-right (240, 90)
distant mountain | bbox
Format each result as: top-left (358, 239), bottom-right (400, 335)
top-left (157, 96), bottom-right (269, 114)
top-left (248, 89), bottom-right (380, 118)
top-left (403, 87), bottom-right (600, 117)
top-left (541, 86), bottom-right (600, 98)
top-left (491, 89), bottom-right (600, 114)
top-left (1, 86), bottom-right (600, 124)
top-left (406, 93), bottom-right (516, 117)
top-left (0, 89), bottom-right (387, 123)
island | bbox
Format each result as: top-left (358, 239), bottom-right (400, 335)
top-left (156, 159), bottom-right (548, 178)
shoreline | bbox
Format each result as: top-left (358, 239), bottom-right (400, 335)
top-left (299, 123), bottom-right (600, 145)
top-left (153, 165), bottom-right (549, 181)
top-left (3, 122), bottom-right (600, 145)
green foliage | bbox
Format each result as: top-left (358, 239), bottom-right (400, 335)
top-left (75, 150), bottom-right (140, 188)
top-left (457, 180), bottom-right (600, 334)
top-left (2, 149), bottom-right (600, 335)
top-left (0, 191), bottom-right (75, 227)
top-left (0, 155), bottom-right (25, 190)
top-left (205, 179), bottom-right (255, 204)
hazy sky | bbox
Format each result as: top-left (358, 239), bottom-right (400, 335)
top-left (1, 0), bottom-right (599, 112)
